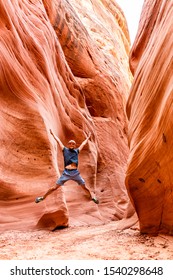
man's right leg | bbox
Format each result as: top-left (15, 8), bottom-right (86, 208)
top-left (35, 171), bottom-right (68, 203)
top-left (35, 184), bottom-right (61, 203)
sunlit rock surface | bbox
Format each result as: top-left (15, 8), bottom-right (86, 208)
top-left (0, 0), bottom-right (132, 230)
top-left (126, 0), bottom-right (173, 235)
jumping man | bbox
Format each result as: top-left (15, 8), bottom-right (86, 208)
top-left (35, 129), bottom-right (99, 204)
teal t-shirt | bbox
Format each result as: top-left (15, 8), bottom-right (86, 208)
top-left (63, 147), bottom-right (79, 168)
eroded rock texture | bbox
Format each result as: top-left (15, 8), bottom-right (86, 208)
top-left (0, 0), bottom-right (132, 230)
top-left (126, 0), bottom-right (173, 235)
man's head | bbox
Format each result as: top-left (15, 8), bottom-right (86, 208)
top-left (68, 140), bottom-right (76, 149)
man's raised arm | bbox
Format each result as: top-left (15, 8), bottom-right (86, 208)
top-left (78, 133), bottom-right (91, 152)
top-left (50, 129), bottom-right (64, 150)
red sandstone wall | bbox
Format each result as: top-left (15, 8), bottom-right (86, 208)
top-left (0, 0), bottom-right (132, 230)
top-left (126, 0), bottom-right (173, 235)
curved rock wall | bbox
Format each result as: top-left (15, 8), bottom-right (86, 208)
top-left (0, 0), bottom-right (131, 230)
top-left (126, 0), bottom-right (173, 235)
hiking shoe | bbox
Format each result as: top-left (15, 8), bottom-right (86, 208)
top-left (35, 196), bottom-right (44, 203)
top-left (92, 197), bottom-right (99, 204)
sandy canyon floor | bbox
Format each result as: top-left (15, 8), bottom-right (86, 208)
top-left (0, 222), bottom-right (173, 260)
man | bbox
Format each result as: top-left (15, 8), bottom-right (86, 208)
top-left (35, 129), bottom-right (99, 204)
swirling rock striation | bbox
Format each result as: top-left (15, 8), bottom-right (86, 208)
top-left (126, 0), bottom-right (173, 235)
top-left (0, 0), bottom-right (131, 230)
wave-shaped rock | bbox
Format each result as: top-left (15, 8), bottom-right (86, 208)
top-left (126, 0), bottom-right (173, 235)
top-left (0, 0), bottom-right (131, 230)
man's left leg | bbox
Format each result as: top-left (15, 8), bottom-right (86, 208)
top-left (80, 184), bottom-right (99, 204)
top-left (74, 171), bottom-right (99, 204)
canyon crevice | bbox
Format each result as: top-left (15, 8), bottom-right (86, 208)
top-left (0, 0), bottom-right (172, 236)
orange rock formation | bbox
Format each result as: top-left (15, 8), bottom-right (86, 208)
top-left (126, 0), bottom-right (173, 235)
top-left (0, 0), bottom-right (131, 230)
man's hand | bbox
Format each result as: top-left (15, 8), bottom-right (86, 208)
top-left (49, 129), bottom-right (64, 150)
top-left (79, 132), bottom-right (92, 152)
top-left (84, 131), bottom-right (91, 140)
top-left (87, 132), bottom-right (91, 139)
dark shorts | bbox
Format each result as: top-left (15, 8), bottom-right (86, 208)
top-left (56, 169), bottom-right (85, 186)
